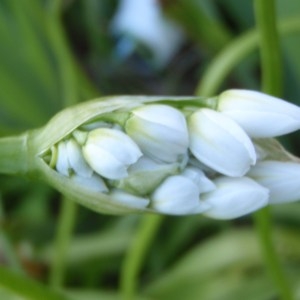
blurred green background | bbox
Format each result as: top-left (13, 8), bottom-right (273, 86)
top-left (1, 0), bottom-right (300, 299)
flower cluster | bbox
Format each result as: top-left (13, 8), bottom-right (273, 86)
top-left (42, 90), bottom-right (300, 219)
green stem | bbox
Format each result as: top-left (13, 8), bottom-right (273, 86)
top-left (0, 199), bottom-right (23, 273)
top-left (46, 1), bottom-right (78, 107)
top-left (254, 0), bottom-right (282, 96)
top-left (254, 0), bottom-right (293, 299)
top-left (49, 198), bottom-right (78, 288)
top-left (120, 215), bottom-right (163, 300)
top-left (195, 16), bottom-right (300, 97)
top-left (253, 209), bottom-right (293, 300)
top-left (0, 133), bottom-right (29, 175)
top-left (48, 0), bottom-right (63, 18)
top-left (46, 5), bottom-right (80, 288)
top-left (195, 29), bottom-right (257, 97)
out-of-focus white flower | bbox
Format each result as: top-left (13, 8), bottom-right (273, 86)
top-left (111, 0), bottom-right (184, 67)
top-left (71, 173), bottom-right (108, 193)
top-left (151, 166), bottom-right (213, 215)
top-left (125, 104), bottom-right (189, 163)
top-left (113, 156), bottom-right (180, 195)
top-left (248, 160), bottom-right (300, 204)
top-left (83, 128), bottom-right (142, 180)
top-left (110, 189), bottom-right (150, 209)
top-left (203, 177), bottom-right (269, 219)
top-left (188, 108), bottom-right (256, 177)
top-left (218, 89), bottom-right (300, 138)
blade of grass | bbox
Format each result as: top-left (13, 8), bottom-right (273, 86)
top-left (195, 16), bottom-right (300, 97)
top-left (254, 0), bottom-right (293, 299)
top-left (120, 215), bottom-right (163, 300)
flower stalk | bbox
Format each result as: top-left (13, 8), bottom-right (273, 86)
top-left (0, 133), bottom-right (29, 175)
top-left (254, 0), bottom-right (294, 299)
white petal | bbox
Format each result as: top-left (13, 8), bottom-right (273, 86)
top-left (188, 108), bottom-right (256, 177)
top-left (248, 160), bottom-right (300, 203)
top-left (56, 141), bottom-right (70, 176)
top-left (132, 104), bottom-right (187, 132)
top-left (125, 104), bottom-right (189, 163)
top-left (218, 89), bottom-right (300, 138)
top-left (110, 189), bottom-right (150, 209)
top-left (83, 128), bottom-right (142, 179)
top-left (87, 128), bottom-right (142, 164)
top-left (83, 144), bottom-right (128, 179)
top-left (66, 139), bottom-right (93, 177)
top-left (71, 173), bottom-right (108, 193)
top-left (181, 166), bottom-right (216, 193)
top-left (151, 175), bottom-right (210, 215)
top-left (203, 177), bottom-right (269, 219)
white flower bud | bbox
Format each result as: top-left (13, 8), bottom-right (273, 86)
top-left (125, 104), bottom-right (189, 163)
top-left (83, 128), bottom-right (142, 179)
top-left (151, 167), bottom-right (212, 215)
top-left (188, 108), bottom-right (256, 177)
top-left (248, 160), bottom-right (300, 204)
top-left (203, 177), bottom-right (269, 219)
top-left (113, 156), bottom-right (180, 195)
top-left (110, 189), bottom-right (150, 209)
top-left (66, 139), bottom-right (93, 178)
top-left (71, 173), bottom-right (108, 193)
top-left (56, 141), bottom-right (71, 176)
top-left (218, 89), bottom-right (300, 138)
top-left (181, 166), bottom-right (215, 193)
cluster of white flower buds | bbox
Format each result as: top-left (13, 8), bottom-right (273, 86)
top-left (46, 90), bottom-right (300, 219)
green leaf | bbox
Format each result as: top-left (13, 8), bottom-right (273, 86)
top-left (143, 228), bottom-right (300, 299)
top-left (0, 266), bottom-right (73, 300)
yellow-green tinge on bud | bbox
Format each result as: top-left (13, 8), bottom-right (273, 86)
top-left (112, 156), bottom-right (181, 195)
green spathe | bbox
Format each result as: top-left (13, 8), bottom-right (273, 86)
top-left (4, 95), bottom-right (211, 215)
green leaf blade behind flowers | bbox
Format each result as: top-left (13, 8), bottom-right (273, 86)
top-left (142, 228), bottom-right (300, 300)
top-left (0, 265), bottom-right (74, 300)
top-left (0, 0), bottom-right (62, 133)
